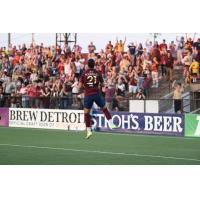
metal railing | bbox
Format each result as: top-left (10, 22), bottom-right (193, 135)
top-left (0, 94), bottom-right (199, 113)
top-left (0, 95), bottom-right (83, 110)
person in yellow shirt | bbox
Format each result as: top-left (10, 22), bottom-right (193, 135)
top-left (189, 58), bottom-right (199, 83)
top-left (115, 37), bottom-right (126, 53)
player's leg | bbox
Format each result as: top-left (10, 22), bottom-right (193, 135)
top-left (83, 96), bottom-right (93, 139)
top-left (94, 93), bottom-right (117, 129)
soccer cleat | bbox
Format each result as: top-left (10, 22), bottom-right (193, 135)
top-left (109, 122), bottom-right (117, 129)
top-left (85, 130), bottom-right (93, 139)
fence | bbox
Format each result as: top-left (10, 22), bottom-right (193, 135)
top-left (0, 95), bottom-right (82, 110)
top-left (0, 94), bottom-right (200, 114)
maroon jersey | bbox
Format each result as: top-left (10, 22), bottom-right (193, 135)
top-left (80, 69), bottom-right (104, 96)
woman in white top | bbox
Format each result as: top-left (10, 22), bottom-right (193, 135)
top-left (71, 77), bottom-right (79, 106)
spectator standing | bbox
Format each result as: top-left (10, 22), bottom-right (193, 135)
top-left (159, 39), bottom-right (168, 51)
top-left (127, 42), bottom-right (136, 65)
top-left (189, 58), bottom-right (199, 83)
top-left (71, 77), bottom-right (79, 106)
top-left (182, 51), bottom-right (192, 78)
top-left (151, 57), bottom-right (159, 88)
top-left (172, 80), bottom-right (184, 113)
top-left (166, 51), bottom-right (174, 82)
top-left (176, 36), bottom-right (185, 65)
top-left (115, 37), bottom-right (126, 53)
top-left (104, 79), bottom-right (116, 110)
top-left (160, 49), bottom-right (168, 77)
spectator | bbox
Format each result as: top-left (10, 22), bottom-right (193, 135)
top-left (145, 39), bottom-right (153, 53)
top-left (169, 41), bottom-right (176, 59)
top-left (182, 51), bottom-right (192, 78)
top-left (189, 58), bottom-right (199, 83)
top-left (172, 80), bottom-right (184, 113)
top-left (143, 74), bottom-right (151, 98)
top-left (116, 78), bottom-right (126, 102)
top-left (160, 49), bottom-right (168, 77)
top-left (136, 43), bottom-right (143, 56)
top-left (136, 88), bottom-right (146, 100)
top-left (0, 34), bottom-right (199, 111)
top-left (115, 37), bottom-right (126, 53)
top-left (185, 33), bottom-right (194, 52)
top-left (127, 42), bottom-right (136, 64)
top-left (166, 51), bottom-right (174, 82)
top-left (159, 39), bottom-right (168, 51)
top-left (104, 79), bottom-right (116, 110)
top-left (119, 54), bottom-right (131, 71)
top-left (176, 36), bottom-right (185, 65)
top-left (105, 41), bottom-right (113, 53)
top-left (151, 57), bottom-right (159, 88)
top-left (71, 77), bottom-right (79, 106)
top-left (19, 83), bottom-right (29, 108)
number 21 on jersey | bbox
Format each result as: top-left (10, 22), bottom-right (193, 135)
top-left (87, 75), bottom-right (97, 85)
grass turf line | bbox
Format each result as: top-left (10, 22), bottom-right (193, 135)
top-left (0, 127), bottom-right (200, 164)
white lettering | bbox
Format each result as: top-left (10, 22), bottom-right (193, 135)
top-left (130, 115), bottom-right (139, 130)
top-left (121, 115), bottom-right (130, 129)
top-left (144, 116), bottom-right (153, 131)
top-left (154, 116), bottom-right (163, 131)
top-left (163, 116), bottom-right (172, 132)
top-left (173, 117), bottom-right (182, 132)
top-left (112, 115), bottom-right (121, 128)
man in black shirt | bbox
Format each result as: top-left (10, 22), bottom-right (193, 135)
top-left (128, 42), bottom-right (136, 65)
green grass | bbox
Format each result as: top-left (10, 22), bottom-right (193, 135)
top-left (0, 127), bottom-right (200, 164)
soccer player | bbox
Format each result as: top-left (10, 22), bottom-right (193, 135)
top-left (79, 59), bottom-right (116, 139)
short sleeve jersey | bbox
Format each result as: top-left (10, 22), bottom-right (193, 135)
top-left (80, 68), bottom-right (104, 96)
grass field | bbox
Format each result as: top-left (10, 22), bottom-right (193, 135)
top-left (0, 127), bottom-right (200, 164)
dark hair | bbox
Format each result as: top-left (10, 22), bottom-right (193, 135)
top-left (177, 83), bottom-right (182, 87)
top-left (88, 59), bottom-right (95, 68)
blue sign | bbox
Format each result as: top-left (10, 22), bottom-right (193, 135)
top-left (92, 111), bottom-right (184, 136)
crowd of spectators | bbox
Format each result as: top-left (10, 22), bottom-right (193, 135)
top-left (0, 34), bottom-right (200, 111)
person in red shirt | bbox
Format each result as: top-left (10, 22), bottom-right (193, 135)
top-left (166, 51), bottom-right (174, 82)
top-left (58, 57), bottom-right (64, 74)
top-left (79, 59), bottom-right (116, 139)
top-left (27, 83), bottom-right (37, 108)
top-left (12, 52), bottom-right (21, 67)
top-left (159, 39), bottom-right (168, 51)
top-left (151, 43), bottom-right (160, 62)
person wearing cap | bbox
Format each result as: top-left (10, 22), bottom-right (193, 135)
top-left (127, 42), bottom-right (136, 65)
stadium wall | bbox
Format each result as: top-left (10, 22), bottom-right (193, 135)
top-left (185, 114), bottom-right (200, 137)
top-left (9, 108), bottom-right (85, 131)
top-left (0, 108), bottom-right (199, 137)
top-left (0, 108), bottom-right (9, 127)
top-left (92, 111), bottom-right (184, 137)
